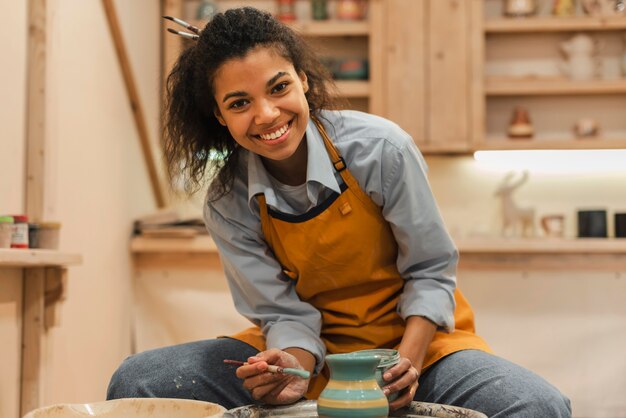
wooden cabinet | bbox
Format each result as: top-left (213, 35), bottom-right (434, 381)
top-left (0, 249), bottom-right (82, 417)
top-left (161, 0), bottom-right (626, 153)
top-left (478, 0), bottom-right (626, 150)
top-left (379, 0), bottom-right (481, 153)
top-left (162, 0), bottom-right (384, 113)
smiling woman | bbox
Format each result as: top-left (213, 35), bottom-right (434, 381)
top-left (106, 7), bottom-right (571, 417)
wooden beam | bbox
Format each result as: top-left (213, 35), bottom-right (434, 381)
top-left (102, 0), bottom-right (167, 208)
top-left (25, 0), bottom-right (47, 222)
top-left (20, 268), bottom-right (45, 417)
top-left (22, 1), bottom-right (47, 415)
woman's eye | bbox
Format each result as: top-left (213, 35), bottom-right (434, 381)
top-left (271, 82), bottom-right (289, 94)
top-left (228, 99), bottom-right (249, 110)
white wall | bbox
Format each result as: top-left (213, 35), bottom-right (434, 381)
top-left (42, 0), bottom-right (162, 406)
top-left (1, 1), bottom-right (161, 416)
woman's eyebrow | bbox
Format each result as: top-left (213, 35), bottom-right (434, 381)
top-left (222, 91), bottom-right (246, 103)
top-left (266, 71), bottom-right (289, 87)
top-left (222, 71), bottom-right (291, 103)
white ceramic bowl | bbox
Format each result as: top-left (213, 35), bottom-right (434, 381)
top-left (22, 398), bottom-right (226, 418)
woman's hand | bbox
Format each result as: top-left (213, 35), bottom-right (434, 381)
top-left (236, 348), bottom-right (310, 405)
top-left (381, 357), bottom-right (420, 410)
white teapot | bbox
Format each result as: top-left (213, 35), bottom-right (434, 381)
top-left (559, 33), bottom-right (601, 80)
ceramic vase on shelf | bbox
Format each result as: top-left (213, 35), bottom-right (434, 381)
top-left (552, 0), bottom-right (576, 16)
top-left (559, 33), bottom-right (601, 80)
top-left (503, 0), bottom-right (537, 17)
top-left (336, 0), bottom-right (366, 20)
top-left (317, 352), bottom-right (388, 418)
top-left (196, 0), bottom-right (217, 20)
top-left (507, 106), bottom-right (534, 139)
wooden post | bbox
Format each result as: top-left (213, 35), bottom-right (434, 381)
top-left (20, 268), bottom-right (45, 416)
top-left (102, 0), bottom-right (167, 208)
top-left (22, 0), bottom-right (47, 415)
top-left (25, 0), bottom-right (47, 222)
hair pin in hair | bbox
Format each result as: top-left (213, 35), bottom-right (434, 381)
top-left (163, 16), bottom-right (200, 40)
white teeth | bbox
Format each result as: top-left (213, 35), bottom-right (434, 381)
top-left (259, 123), bottom-right (288, 140)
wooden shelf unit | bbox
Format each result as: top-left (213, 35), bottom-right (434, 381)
top-left (1, 249), bottom-right (81, 417)
top-left (162, 0), bottom-right (381, 113)
top-left (478, 0), bottom-right (626, 151)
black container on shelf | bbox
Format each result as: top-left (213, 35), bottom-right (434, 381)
top-left (577, 209), bottom-right (607, 238)
top-left (615, 213), bottom-right (626, 238)
top-left (312, 0), bottom-right (328, 20)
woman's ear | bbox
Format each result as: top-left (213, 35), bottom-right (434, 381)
top-left (214, 108), bottom-right (226, 126)
top-left (299, 71), bottom-right (309, 93)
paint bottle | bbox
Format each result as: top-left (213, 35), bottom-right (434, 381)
top-left (11, 215), bottom-right (29, 249)
top-left (38, 222), bottom-right (61, 249)
top-left (312, 0), bottom-right (329, 20)
top-left (277, 0), bottom-right (297, 22)
top-left (0, 216), bottom-right (14, 248)
top-left (28, 223), bottom-right (40, 248)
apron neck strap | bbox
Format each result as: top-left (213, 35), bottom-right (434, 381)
top-left (311, 116), bottom-right (346, 172)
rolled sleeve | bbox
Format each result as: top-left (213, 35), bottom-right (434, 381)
top-left (380, 138), bottom-right (457, 332)
top-left (204, 198), bottom-right (327, 372)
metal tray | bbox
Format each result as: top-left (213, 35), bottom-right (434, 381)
top-left (223, 400), bottom-right (487, 418)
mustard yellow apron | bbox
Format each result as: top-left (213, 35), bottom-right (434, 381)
top-left (230, 118), bottom-right (491, 399)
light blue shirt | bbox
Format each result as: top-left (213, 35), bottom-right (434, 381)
top-left (204, 110), bottom-right (458, 372)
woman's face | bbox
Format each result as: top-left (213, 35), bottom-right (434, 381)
top-left (212, 46), bottom-right (310, 167)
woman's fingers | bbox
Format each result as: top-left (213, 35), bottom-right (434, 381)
top-left (388, 381), bottom-right (417, 410)
top-left (381, 360), bottom-right (420, 410)
top-left (239, 363), bottom-right (281, 390)
top-left (248, 376), bottom-right (289, 400)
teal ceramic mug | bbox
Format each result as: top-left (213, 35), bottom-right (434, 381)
top-left (354, 349), bottom-right (401, 402)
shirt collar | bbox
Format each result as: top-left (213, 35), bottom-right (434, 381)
top-left (247, 117), bottom-right (342, 210)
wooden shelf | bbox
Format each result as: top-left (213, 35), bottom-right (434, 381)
top-left (130, 235), bottom-right (626, 271)
top-left (289, 20), bottom-right (370, 36)
top-left (131, 235), bottom-right (217, 253)
top-left (485, 15), bottom-right (626, 33)
top-left (457, 237), bottom-right (626, 271)
top-left (131, 235), bottom-right (626, 255)
top-left (479, 137), bottom-right (626, 150)
top-left (335, 80), bottom-right (370, 97)
top-left (456, 237), bottom-right (626, 253)
top-left (0, 249), bottom-right (82, 268)
top-left (486, 76), bottom-right (626, 95)
top-left (189, 19), bottom-right (369, 37)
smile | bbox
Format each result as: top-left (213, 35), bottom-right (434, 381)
top-left (257, 121), bottom-right (291, 141)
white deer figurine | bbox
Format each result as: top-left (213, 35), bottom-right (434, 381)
top-left (494, 171), bottom-right (535, 237)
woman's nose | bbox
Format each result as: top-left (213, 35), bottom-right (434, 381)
top-left (254, 99), bottom-right (280, 124)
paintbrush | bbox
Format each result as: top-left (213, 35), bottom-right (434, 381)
top-left (223, 359), bottom-right (311, 379)
top-left (163, 16), bottom-right (200, 41)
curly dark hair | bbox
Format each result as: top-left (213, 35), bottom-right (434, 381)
top-left (164, 7), bottom-right (341, 200)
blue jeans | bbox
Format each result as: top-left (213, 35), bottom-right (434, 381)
top-left (107, 339), bottom-right (571, 417)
